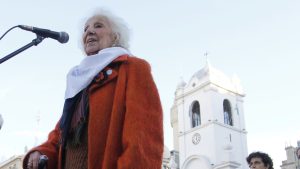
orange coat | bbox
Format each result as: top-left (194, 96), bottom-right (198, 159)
top-left (23, 55), bottom-right (164, 169)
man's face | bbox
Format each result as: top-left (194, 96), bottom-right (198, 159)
top-left (297, 148), bottom-right (300, 159)
top-left (249, 157), bottom-right (269, 169)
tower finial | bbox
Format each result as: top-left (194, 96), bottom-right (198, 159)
top-left (204, 51), bottom-right (209, 65)
top-left (204, 51), bottom-right (212, 73)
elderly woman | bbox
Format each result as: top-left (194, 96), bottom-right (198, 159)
top-left (23, 8), bottom-right (164, 169)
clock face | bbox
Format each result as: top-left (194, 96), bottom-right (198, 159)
top-left (192, 133), bottom-right (201, 145)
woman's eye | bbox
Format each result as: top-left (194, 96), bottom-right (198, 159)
top-left (95, 24), bottom-right (103, 28)
top-left (84, 26), bottom-right (88, 32)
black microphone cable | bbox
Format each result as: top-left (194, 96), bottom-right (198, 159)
top-left (0, 25), bottom-right (19, 41)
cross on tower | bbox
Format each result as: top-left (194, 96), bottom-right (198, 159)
top-left (204, 51), bottom-right (210, 65)
top-left (204, 51), bottom-right (208, 58)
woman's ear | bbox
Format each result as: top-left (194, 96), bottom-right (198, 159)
top-left (114, 33), bottom-right (120, 42)
top-left (112, 33), bottom-right (120, 47)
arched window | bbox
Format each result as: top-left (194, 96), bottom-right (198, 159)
top-left (223, 99), bottom-right (233, 126)
top-left (190, 101), bottom-right (201, 128)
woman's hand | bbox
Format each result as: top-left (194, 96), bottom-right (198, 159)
top-left (27, 151), bottom-right (42, 169)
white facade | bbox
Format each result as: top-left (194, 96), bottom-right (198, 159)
top-left (280, 141), bottom-right (300, 169)
top-left (171, 62), bottom-right (248, 169)
top-left (0, 155), bottom-right (23, 169)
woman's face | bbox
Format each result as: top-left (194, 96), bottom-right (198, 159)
top-left (83, 16), bottom-right (116, 56)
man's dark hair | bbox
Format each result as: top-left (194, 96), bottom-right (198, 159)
top-left (246, 151), bottom-right (274, 169)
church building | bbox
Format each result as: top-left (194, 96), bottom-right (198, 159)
top-left (170, 61), bottom-right (248, 169)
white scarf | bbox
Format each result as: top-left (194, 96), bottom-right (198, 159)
top-left (65, 47), bottom-right (131, 99)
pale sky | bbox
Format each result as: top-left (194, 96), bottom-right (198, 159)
top-left (0, 1), bottom-right (300, 168)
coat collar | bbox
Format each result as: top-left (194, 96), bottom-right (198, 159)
top-left (112, 54), bottom-right (128, 63)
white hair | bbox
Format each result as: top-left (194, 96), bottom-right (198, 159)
top-left (79, 8), bottom-right (131, 54)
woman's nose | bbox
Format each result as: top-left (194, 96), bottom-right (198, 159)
top-left (85, 28), bottom-right (96, 35)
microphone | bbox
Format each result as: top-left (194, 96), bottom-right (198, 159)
top-left (18, 25), bottom-right (69, 43)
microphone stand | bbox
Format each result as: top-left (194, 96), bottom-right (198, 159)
top-left (0, 35), bottom-right (44, 64)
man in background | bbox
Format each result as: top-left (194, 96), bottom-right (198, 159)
top-left (296, 147), bottom-right (300, 159)
top-left (0, 114), bottom-right (3, 130)
top-left (246, 151), bottom-right (274, 169)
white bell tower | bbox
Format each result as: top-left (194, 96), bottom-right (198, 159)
top-left (170, 62), bottom-right (248, 169)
